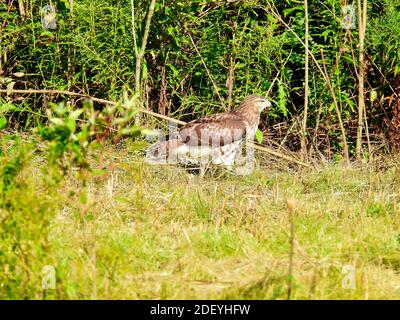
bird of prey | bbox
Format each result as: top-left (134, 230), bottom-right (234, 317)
top-left (146, 95), bottom-right (271, 176)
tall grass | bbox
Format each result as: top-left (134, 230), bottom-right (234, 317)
top-left (1, 137), bottom-right (399, 299)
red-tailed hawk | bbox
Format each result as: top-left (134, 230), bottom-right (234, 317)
top-left (146, 95), bottom-right (271, 175)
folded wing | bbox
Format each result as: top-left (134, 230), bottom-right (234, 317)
top-left (178, 113), bottom-right (247, 147)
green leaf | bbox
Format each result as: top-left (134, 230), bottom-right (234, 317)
top-left (0, 117), bottom-right (7, 130)
top-left (52, 102), bottom-right (66, 116)
top-left (70, 109), bottom-right (83, 120)
top-left (121, 127), bottom-right (141, 136)
top-left (0, 103), bottom-right (17, 114)
top-left (167, 64), bottom-right (179, 78)
top-left (278, 79), bottom-right (288, 117)
top-left (113, 118), bottom-right (128, 125)
top-left (342, 94), bottom-right (355, 113)
top-left (255, 129), bottom-right (263, 144)
top-left (65, 118), bottom-right (76, 132)
top-left (50, 118), bottom-right (65, 126)
top-left (6, 81), bottom-right (15, 95)
top-left (80, 191), bottom-right (87, 204)
top-left (370, 90), bottom-right (378, 102)
top-left (142, 63), bottom-right (148, 80)
top-left (13, 72), bottom-right (25, 77)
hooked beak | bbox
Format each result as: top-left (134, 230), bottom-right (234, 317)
top-left (261, 100), bottom-right (272, 113)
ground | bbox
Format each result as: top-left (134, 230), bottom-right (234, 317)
top-left (1, 140), bottom-right (400, 299)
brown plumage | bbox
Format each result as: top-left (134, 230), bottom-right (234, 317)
top-left (146, 95), bottom-right (271, 167)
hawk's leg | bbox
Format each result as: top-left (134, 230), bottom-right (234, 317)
top-left (199, 163), bottom-right (206, 178)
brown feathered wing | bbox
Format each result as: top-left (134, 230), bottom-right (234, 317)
top-left (146, 112), bottom-right (248, 165)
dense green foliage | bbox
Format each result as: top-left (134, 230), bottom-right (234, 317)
top-left (1, 0), bottom-right (400, 157)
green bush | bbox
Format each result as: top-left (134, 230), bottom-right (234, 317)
top-left (0, 137), bottom-right (60, 299)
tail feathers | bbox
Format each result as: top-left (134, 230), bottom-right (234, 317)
top-left (146, 138), bottom-right (184, 164)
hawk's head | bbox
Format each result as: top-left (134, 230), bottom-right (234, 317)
top-left (239, 95), bottom-right (272, 113)
top-left (233, 95), bottom-right (272, 129)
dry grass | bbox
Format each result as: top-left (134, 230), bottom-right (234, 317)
top-left (2, 142), bottom-right (400, 299)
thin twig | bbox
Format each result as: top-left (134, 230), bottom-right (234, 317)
top-left (356, 0), bottom-right (368, 159)
top-left (130, 0), bottom-right (138, 56)
top-left (364, 100), bottom-right (372, 158)
top-left (67, 0), bottom-right (75, 90)
top-left (135, 0), bottom-right (156, 93)
top-left (266, 71), bottom-right (280, 97)
top-left (301, 0), bottom-right (310, 161)
top-left (17, 0), bottom-right (25, 17)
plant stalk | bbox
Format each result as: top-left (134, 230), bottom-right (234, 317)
top-left (356, 0), bottom-right (368, 159)
top-left (135, 0), bottom-right (156, 93)
top-left (301, 0), bottom-right (310, 161)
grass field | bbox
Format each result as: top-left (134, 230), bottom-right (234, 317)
top-left (1, 136), bottom-right (400, 299)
